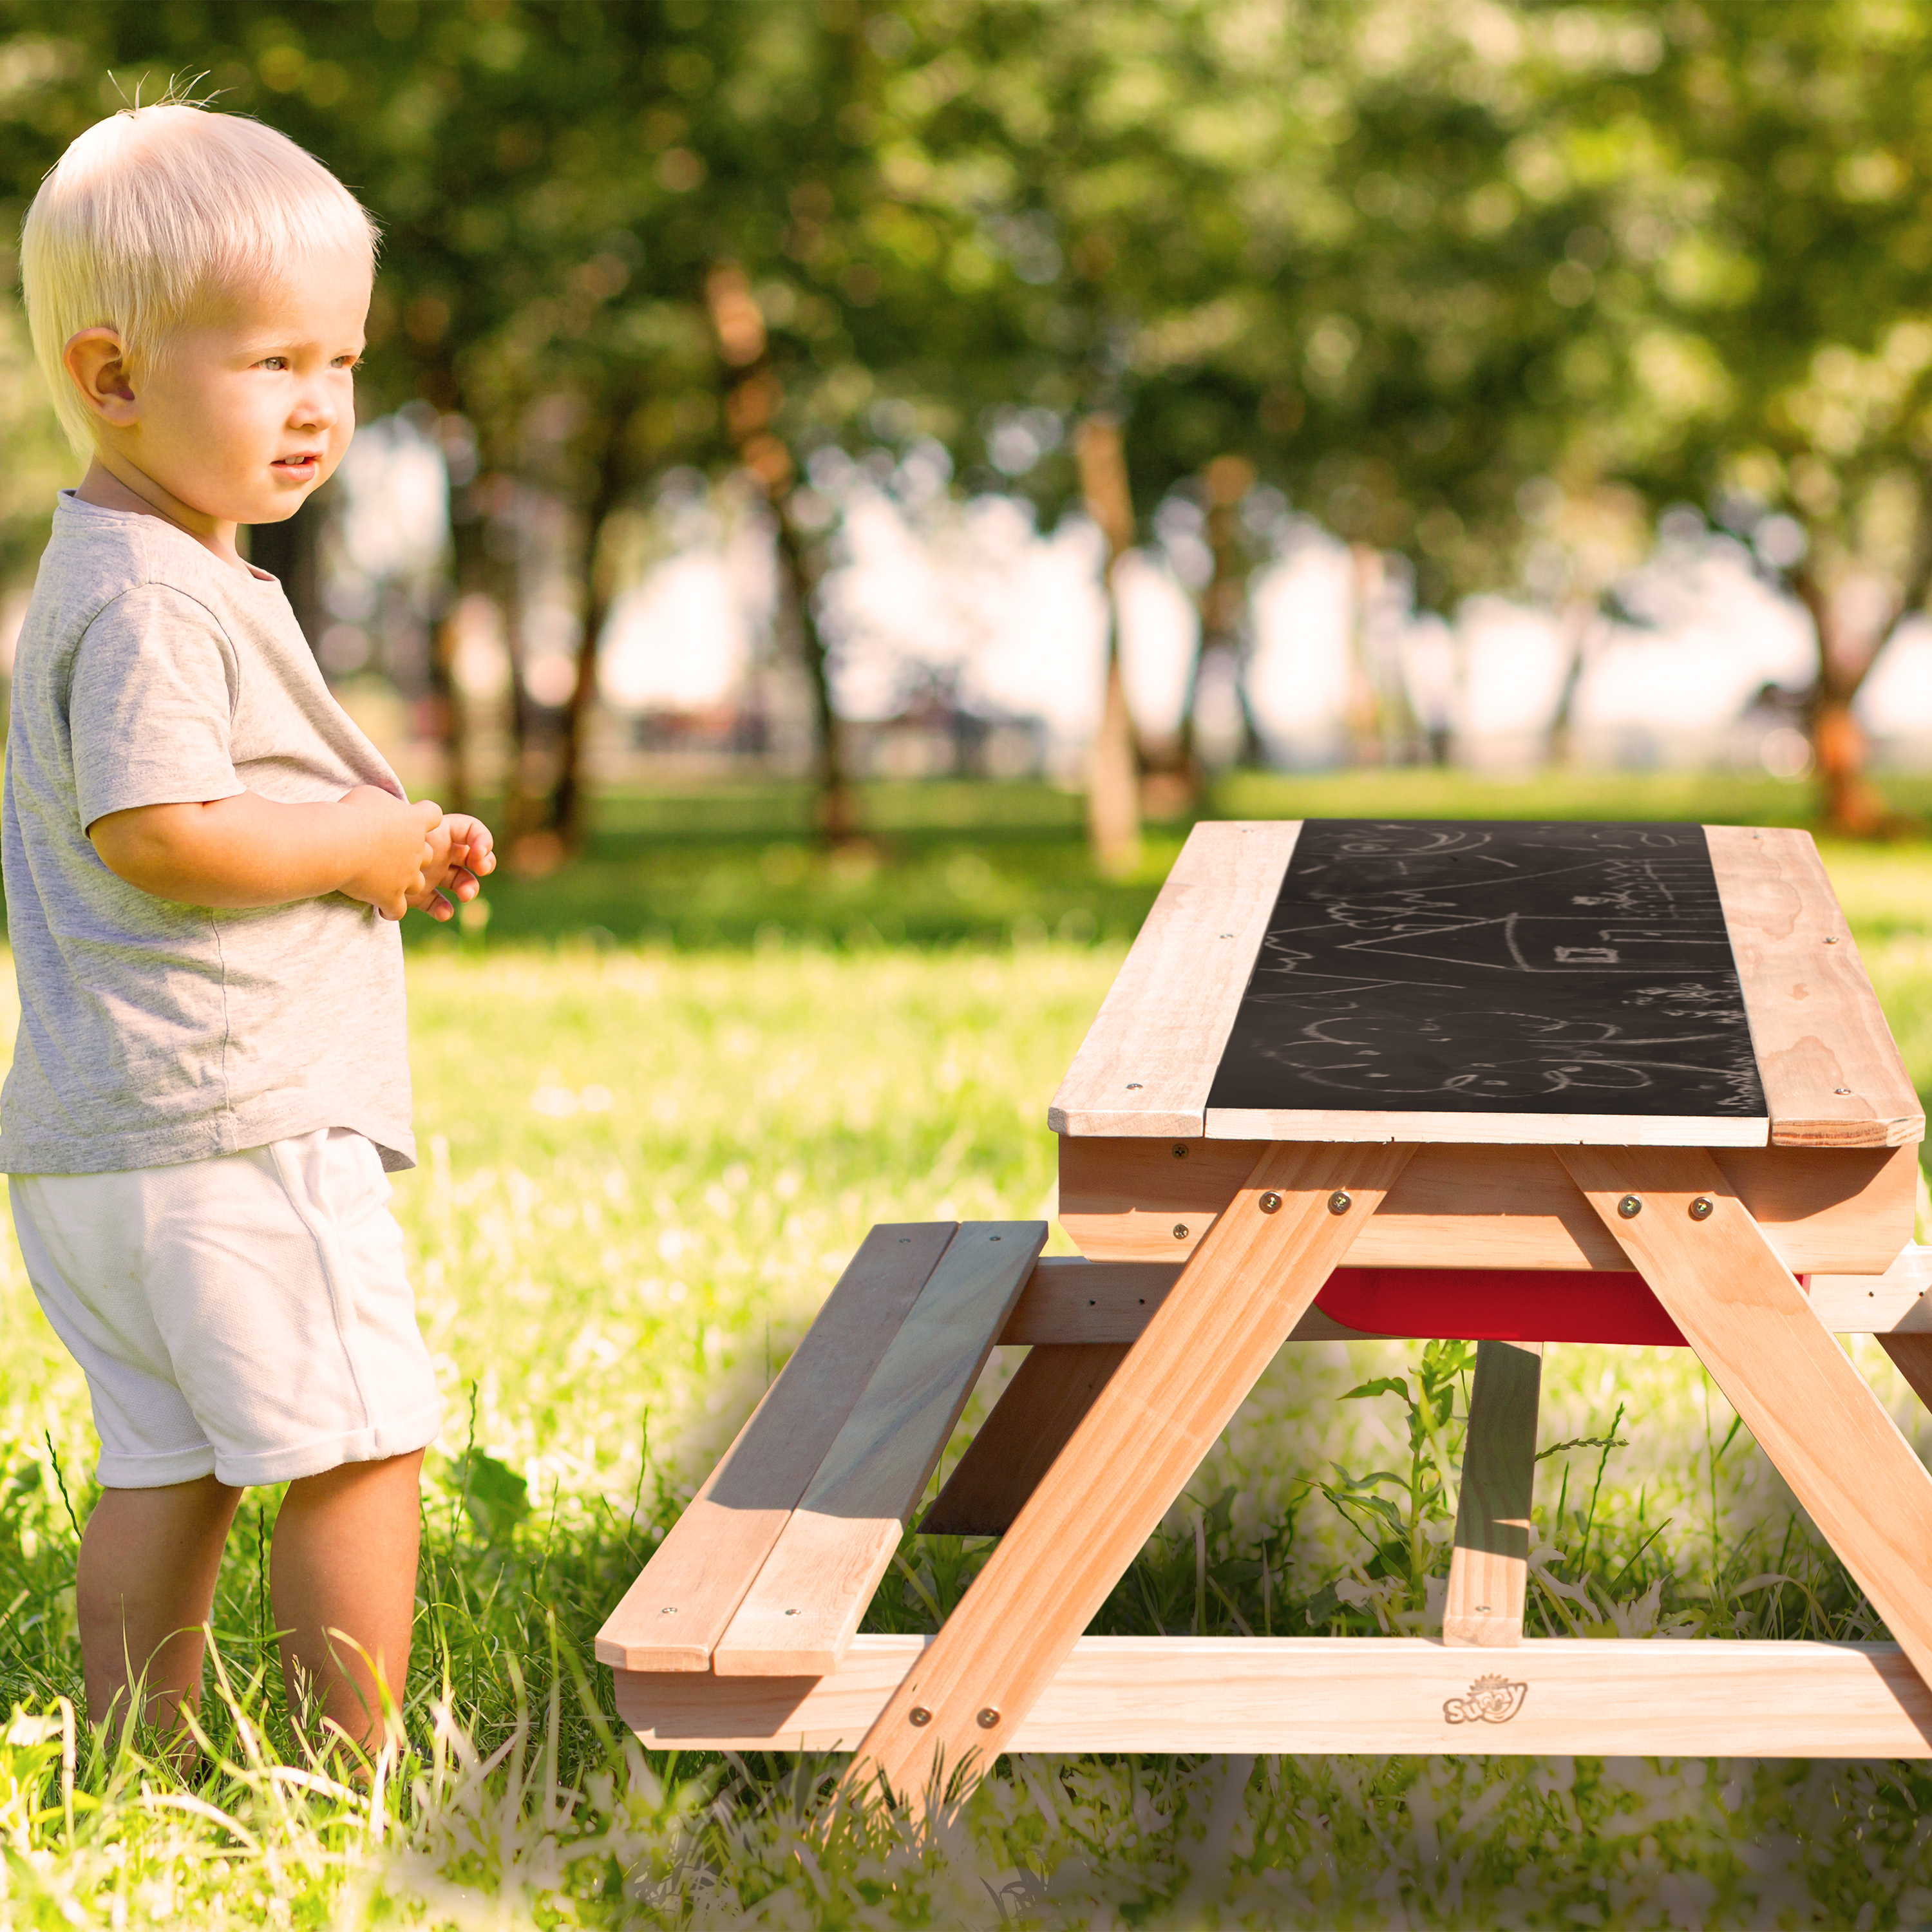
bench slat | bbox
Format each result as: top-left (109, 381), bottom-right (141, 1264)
top-left (593, 1222), bottom-right (957, 1671)
top-left (711, 1220), bottom-right (1046, 1677)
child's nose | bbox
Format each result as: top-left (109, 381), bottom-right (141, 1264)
top-left (291, 387), bottom-right (338, 431)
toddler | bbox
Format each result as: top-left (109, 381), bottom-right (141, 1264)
top-left (8, 101), bottom-right (493, 1754)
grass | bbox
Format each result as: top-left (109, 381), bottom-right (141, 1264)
top-left (403, 765), bottom-right (1932, 951)
top-left (4, 774), bottom-right (1932, 1922)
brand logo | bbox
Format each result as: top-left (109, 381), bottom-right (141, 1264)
top-left (1443, 1674), bottom-right (1529, 1725)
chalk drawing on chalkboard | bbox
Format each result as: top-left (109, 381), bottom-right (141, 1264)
top-left (1206, 820), bottom-right (1767, 1121)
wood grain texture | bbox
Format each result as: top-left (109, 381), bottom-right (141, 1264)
top-left (712, 1222), bottom-right (1046, 1678)
top-left (1560, 1145), bottom-right (1932, 1693)
top-left (594, 1223), bottom-right (956, 1671)
top-left (1046, 820), bottom-right (1301, 1137)
top-left (1706, 824), bottom-right (1924, 1148)
top-left (1443, 1341), bottom-right (1542, 1648)
top-left (616, 1633), bottom-right (1932, 1758)
top-left (1059, 1136), bottom-right (1915, 1276)
top-left (920, 1343), bottom-right (1130, 1537)
top-left (1810, 1243), bottom-right (1932, 1334)
top-left (840, 1140), bottom-right (1416, 1803)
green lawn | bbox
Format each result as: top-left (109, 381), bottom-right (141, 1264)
top-left (410, 766), bottom-right (1932, 951)
top-left (5, 778), bottom-right (1932, 1924)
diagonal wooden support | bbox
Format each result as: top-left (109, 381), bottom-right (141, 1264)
top-left (839, 1140), bottom-right (1416, 1805)
top-left (921, 1343), bottom-right (1131, 1537)
top-left (1443, 1340), bottom-right (1542, 1647)
top-left (1560, 1146), bottom-right (1932, 1694)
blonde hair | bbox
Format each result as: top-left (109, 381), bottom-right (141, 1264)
top-left (20, 101), bottom-right (380, 455)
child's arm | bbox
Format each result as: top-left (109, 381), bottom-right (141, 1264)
top-left (90, 785), bottom-right (453, 920)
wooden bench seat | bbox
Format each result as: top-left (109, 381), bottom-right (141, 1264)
top-left (595, 1220), bottom-right (1043, 1676)
top-left (600, 1226), bottom-right (1932, 1676)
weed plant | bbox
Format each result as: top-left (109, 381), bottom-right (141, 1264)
top-left (1, 819), bottom-right (1931, 1920)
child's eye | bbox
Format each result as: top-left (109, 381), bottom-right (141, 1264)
top-left (258, 355), bottom-right (290, 370)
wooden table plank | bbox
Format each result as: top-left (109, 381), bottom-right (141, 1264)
top-left (617, 1633), bottom-right (1932, 1758)
top-left (594, 1223), bottom-right (957, 1671)
top-left (1443, 1340), bottom-right (1542, 1647)
top-left (921, 1342), bottom-right (1130, 1537)
top-left (1047, 820), bottom-right (1301, 1137)
top-left (1560, 1144), bottom-right (1932, 1693)
top-left (1059, 1137), bottom-right (1915, 1276)
top-left (840, 1141), bottom-right (1414, 1803)
top-left (711, 1222), bottom-right (1046, 1678)
top-left (1706, 824), bottom-right (1924, 1148)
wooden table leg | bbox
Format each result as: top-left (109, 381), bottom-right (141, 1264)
top-left (1443, 1339), bottom-right (1542, 1647)
top-left (1561, 1146), bottom-right (1932, 1692)
top-left (839, 1140), bottom-right (1416, 1806)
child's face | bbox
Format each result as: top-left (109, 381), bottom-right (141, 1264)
top-left (118, 249), bottom-right (371, 528)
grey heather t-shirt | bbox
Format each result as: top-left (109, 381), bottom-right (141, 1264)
top-left (0, 493), bottom-right (415, 1175)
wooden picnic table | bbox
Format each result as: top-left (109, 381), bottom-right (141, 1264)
top-left (600, 819), bottom-right (1932, 1794)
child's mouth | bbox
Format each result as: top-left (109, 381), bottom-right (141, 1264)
top-left (272, 455), bottom-right (319, 479)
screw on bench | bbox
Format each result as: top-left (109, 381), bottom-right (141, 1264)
top-left (1689, 1197), bottom-right (1714, 1220)
top-left (909, 1707), bottom-right (932, 1727)
top-left (1173, 1224), bottom-right (1188, 1239)
top-left (1618, 1195), bottom-right (1642, 1218)
top-left (1327, 1191), bottom-right (1352, 1215)
top-left (976, 1707), bottom-right (1000, 1729)
top-left (1258, 1192), bottom-right (1282, 1213)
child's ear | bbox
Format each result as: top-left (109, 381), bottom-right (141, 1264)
top-left (63, 328), bottom-right (139, 428)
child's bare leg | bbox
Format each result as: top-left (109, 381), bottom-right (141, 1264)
top-left (270, 1450), bottom-right (423, 1752)
top-left (78, 1474), bottom-right (242, 1739)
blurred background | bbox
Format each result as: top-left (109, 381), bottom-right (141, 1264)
top-left (5, 0), bottom-right (1932, 940)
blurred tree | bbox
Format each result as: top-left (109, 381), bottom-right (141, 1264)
top-left (1512, 0), bottom-right (1932, 832)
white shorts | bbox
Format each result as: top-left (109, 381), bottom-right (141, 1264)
top-left (12, 1127), bottom-right (442, 1489)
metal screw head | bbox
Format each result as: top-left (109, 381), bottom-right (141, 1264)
top-left (1617, 1195), bottom-right (1642, 1219)
top-left (784, 1607), bottom-right (799, 1616)
top-left (658, 1605), bottom-right (677, 1616)
top-left (976, 1707), bottom-right (1001, 1730)
top-left (1689, 1196), bottom-right (1714, 1221)
top-left (1126, 1082), bottom-right (1142, 1090)
top-left (1173, 1144), bottom-right (1188, 1159)
top-left (1327, 1190), bottom-right (1352, 1215)
top-left (1172, 1223), bottom-right (1189, 1240)
top-left (908, 1707), bottom-right (932, 1728)
top-left (1824, 936), bottom-right (1840, 945)
top-left (1258, 1191), bottom-right (1283, 1214)
top-left (1834, 1086), bottom-right (1852, 1096)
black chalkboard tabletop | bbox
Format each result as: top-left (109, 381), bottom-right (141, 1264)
top-left (1050, 819), bottom-right (1921, 1150)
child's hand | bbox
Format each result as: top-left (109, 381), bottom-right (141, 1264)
top-left (336, 786), bottom-right (447, 921)
top-left (408, 813), bottom-right (497, 922)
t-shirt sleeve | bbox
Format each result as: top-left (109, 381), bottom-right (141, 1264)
top-left (68, 585), bottom-right (247, 830)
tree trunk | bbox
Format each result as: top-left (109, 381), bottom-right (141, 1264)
top-left (1177, 453), bottom-right (1261, 786)
top-left (1543, 598), bottom-right (1601, 768)
top-left (1792, 568), bottom-right (1893, 837)
top-left (706, 262), bottom-right (855, 845)
top-left (1076, 415), bottom-right (1141, 877)
top-left (551, 406), bottom-right (639, 851)
top-left (1347, 544), bottom-right (1421, 765)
